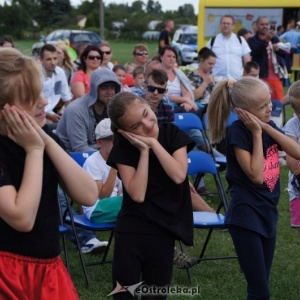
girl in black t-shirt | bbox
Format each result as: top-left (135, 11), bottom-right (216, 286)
top-left (0, 48), bottom-right (98, 299)
top-left (107, 92), bottom-right (194, 299)
top-left (207, 76), bottom-right (300, 300)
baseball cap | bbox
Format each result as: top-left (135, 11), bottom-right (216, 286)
top-left (95, 118), bottom-right (113, 140)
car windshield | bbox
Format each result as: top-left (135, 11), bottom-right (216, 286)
top-left (180, 34), bottom-right (197, 45)
top-left (72, 33), bottom-right (100, 43)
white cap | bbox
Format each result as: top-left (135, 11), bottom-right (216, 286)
top-left (95, 118), bottom-right (113, 140)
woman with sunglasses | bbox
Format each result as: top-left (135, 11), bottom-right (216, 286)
top-left (132, 44), bottom-right (149, 67)
top-left (99, 41), bottom-right (114, 70)
top-left (70, 45), bottom-right (103, 100)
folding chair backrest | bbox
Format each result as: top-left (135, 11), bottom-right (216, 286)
top-left (187, 151), bottom-right (217, 176)
top-left (187, 151), bottom-right (229, 212)
top-left (174, 113), bottom-right (204, 131)
top-left (69, 151), bottom-right (95, 167)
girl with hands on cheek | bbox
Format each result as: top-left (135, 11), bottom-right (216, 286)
top-left (207, 77), bottom-right (300, 300)
top-left (106, 92), bottom-right (195, 299)
top-left (0, 48), bottom-right (98, 299)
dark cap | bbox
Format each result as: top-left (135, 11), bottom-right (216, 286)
top-left (99, 81), bottom-right (121, 93)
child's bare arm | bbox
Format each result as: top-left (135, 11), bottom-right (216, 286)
top-left (0, 105), bottom-right (44, 232)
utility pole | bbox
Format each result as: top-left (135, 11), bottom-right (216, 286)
top-left (100, 0), bottom-right (104, 39)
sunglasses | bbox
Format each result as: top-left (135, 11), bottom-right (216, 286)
top-left (135, 51), bottom-right (148, 56)
top-left (102, 51), bottom-right (111, 55)
top-left (147, 85), bottom-right (166, 94)
top-left (87, 55), bottom-right (102, 60)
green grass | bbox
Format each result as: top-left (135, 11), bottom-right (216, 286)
top-left (14, 39), bottom-right (158, 65)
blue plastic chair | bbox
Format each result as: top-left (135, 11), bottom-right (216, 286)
top-left (174, 112), bottom-right (204, 131)
top-left (61, 151), bottom-right (116, 286)
top-left (58, 225), bottom-right (70, 272)
top-left (181, 151), bottom-right (237, 282)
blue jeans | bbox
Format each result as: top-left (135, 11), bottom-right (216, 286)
top-left (58, 186), bottom-right (96, 247)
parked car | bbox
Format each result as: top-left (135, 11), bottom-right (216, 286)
top-left (171, 26), bottom-right (198, 66)
top-left (32, 29), bottom-right (102, 58)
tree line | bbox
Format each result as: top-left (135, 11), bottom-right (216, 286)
top-left (0, 0), bottom-right (196, 39)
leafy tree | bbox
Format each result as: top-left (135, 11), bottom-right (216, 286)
top-left (146, 0), bottom-right (162, 16)
top-left (0, 2), bottom-right (32, 38)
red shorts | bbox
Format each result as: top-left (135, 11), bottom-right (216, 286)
top-left (0, 251), bottom-right (79, 300)
top-left (290, 198), bottom-right (300, 228)
top-left (263, 78), bottom-right (284, 101)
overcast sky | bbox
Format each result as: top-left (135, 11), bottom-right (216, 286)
top-left (70, 0), bottom-right (199, 13)
top-left (0, 0), bottom-right (199, 13)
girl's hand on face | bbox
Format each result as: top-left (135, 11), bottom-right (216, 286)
top-left (23, 111), bottom-right (52, 147)
top-left (2, 104), bottom-right (44, 152)
top-left (235, 107), bottom-right (262, 134)
top-left (118, 130), bottom-right (151, 151)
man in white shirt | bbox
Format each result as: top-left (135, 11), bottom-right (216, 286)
top-left (39, 44), bottom-right (72, 128)
top-left (206, 15), bottom-right (251, 80)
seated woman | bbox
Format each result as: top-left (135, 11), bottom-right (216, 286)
top-left (187, 47), bottom-right (216, 107)
top-left (54, 41), bottom-right (76, 85)
top-left (70, 45), bottom-right (102, 100)
top-left (159, 45), bottom-right (198, 112)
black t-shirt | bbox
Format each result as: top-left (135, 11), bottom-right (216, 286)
top-left (107, 123), bottom-right (195, 246)
top-left (225, 120), bottom-right (282, 238)
top-left (158, 29), bottom-right (171, 52)
top-left (0, 126), bottom-right (61, 258)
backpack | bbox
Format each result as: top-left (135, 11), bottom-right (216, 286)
top-left (210, 35), bottom-right (242, 48)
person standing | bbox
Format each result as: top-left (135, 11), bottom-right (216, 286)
top-left (107, 92), bottom-right (194, 299)
top-left (0, 47), bottom-right (98, 299)
top-left (206, 15), bottom-right (251, 80)
top-left (279, 19), bottom-right (300, 72)
top-left (248, 16), bottom-right (286, 101)
top-left (158, 19), bottom-right (174, 53)
top-left (207, 76), bottom-right (300, 299)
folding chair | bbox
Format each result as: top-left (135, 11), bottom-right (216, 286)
top-left (58, 224), bottom-right (70, 272)
top-left (61, 151), bottom-right (116, 286)
top-left (181, 151), bottom-right (237, 282)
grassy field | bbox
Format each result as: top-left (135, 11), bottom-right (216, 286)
top-left (15, 39), bottom-right (158, 65)
top-left (13, 40), bottom-right (300, 299)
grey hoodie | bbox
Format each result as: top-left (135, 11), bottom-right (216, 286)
top-left (56, 68), bottom-right (120, 152)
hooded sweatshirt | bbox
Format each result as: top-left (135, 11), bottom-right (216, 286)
top-left (56, 68), bottom-right (120, 152)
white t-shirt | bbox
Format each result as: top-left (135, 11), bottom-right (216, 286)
top-left (283, 116), bottom-right (300, 201)
top-left (167, 76), bottom-right (182, 97)
top-left (82, 151), bottom-right (122, 218)
top-left (206, 33), bottom-right (251, 80)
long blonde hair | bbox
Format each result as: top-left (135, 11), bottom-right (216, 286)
top-left (207, 77), bottom-right (270, 143)
top-left (54, 41), bottom-right (76, 71)
top-left (0, 48), bottom-right (42, 108)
